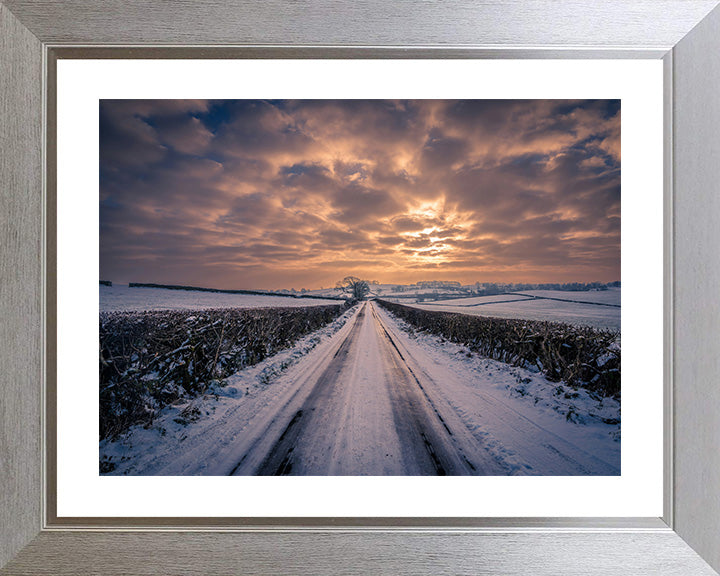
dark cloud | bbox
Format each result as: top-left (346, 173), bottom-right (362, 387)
top-left (420, 129), bottom-right (470, 171)
top-left (330, 183), bottom-right (403, 226)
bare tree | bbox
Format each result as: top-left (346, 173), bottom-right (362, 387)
top-left (336, 276), bottom-right (370, 300)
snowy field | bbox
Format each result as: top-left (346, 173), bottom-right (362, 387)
top-left (374, 286), bottom-right (467, 298)
top-left (510, 288), bottom-right (621, 307)
top-left (101, 302), bottom-right (619, 476)
top-left (380, 288), bottom-right (620, 330)
top-left (407, 298), bottom-right (620, 331)
top-left (384, 293), bottom-right (535, 307)
top-left (100, 284), bottom-right (345, 312)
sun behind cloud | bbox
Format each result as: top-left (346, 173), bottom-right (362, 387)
top-left (100, 99), bottom-right (620, 290)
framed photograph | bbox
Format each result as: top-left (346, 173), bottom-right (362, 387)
top-left (2, 1), bottom-right (720, 574)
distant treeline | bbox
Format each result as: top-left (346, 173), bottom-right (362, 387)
top-left (127, 282), bottom-right (346, 301)
top-left (100, 280), bottom-right (112, 286)
top-left (524, 281), bottom-right (619, 291)
top-left (377, 300), bottom-right (620, 398)
top-left (473, 281), bottom-right (620, 297)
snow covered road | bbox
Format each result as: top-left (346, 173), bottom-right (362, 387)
top-left (101, 301), bottom-right (620, 476)
top-left (247, 302), bottom-right (495, 475)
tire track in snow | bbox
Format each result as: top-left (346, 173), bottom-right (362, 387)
top-left (369, 303), bottom-right (482, 475)
top-left (253, 304), bottom-right (369, 475)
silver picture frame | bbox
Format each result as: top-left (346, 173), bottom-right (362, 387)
top-left (2, 1), bottom-right (720, 574)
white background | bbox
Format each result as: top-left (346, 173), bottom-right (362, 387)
top-left (56, 59), bottom-right (663, 517)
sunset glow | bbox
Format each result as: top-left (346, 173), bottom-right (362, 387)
top-left (100, 99), bottom-right (620, 290)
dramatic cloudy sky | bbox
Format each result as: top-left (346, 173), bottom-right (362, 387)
top-left (99, 99), bottom-right (620, 290)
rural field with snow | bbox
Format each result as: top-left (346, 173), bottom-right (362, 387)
top-left (99, 99), bottom-right (621, 476)
top-left (385, 287), bottom-right (621, 330)
top-left (100, 283), bottom-right (344, 312)
top-left (100, 282), bottom-right (620, 476)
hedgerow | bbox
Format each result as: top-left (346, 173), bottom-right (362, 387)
top-left (99, 304), bottom-right (347, 439)
top-left (377, 300), bottom-right (620, 398)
